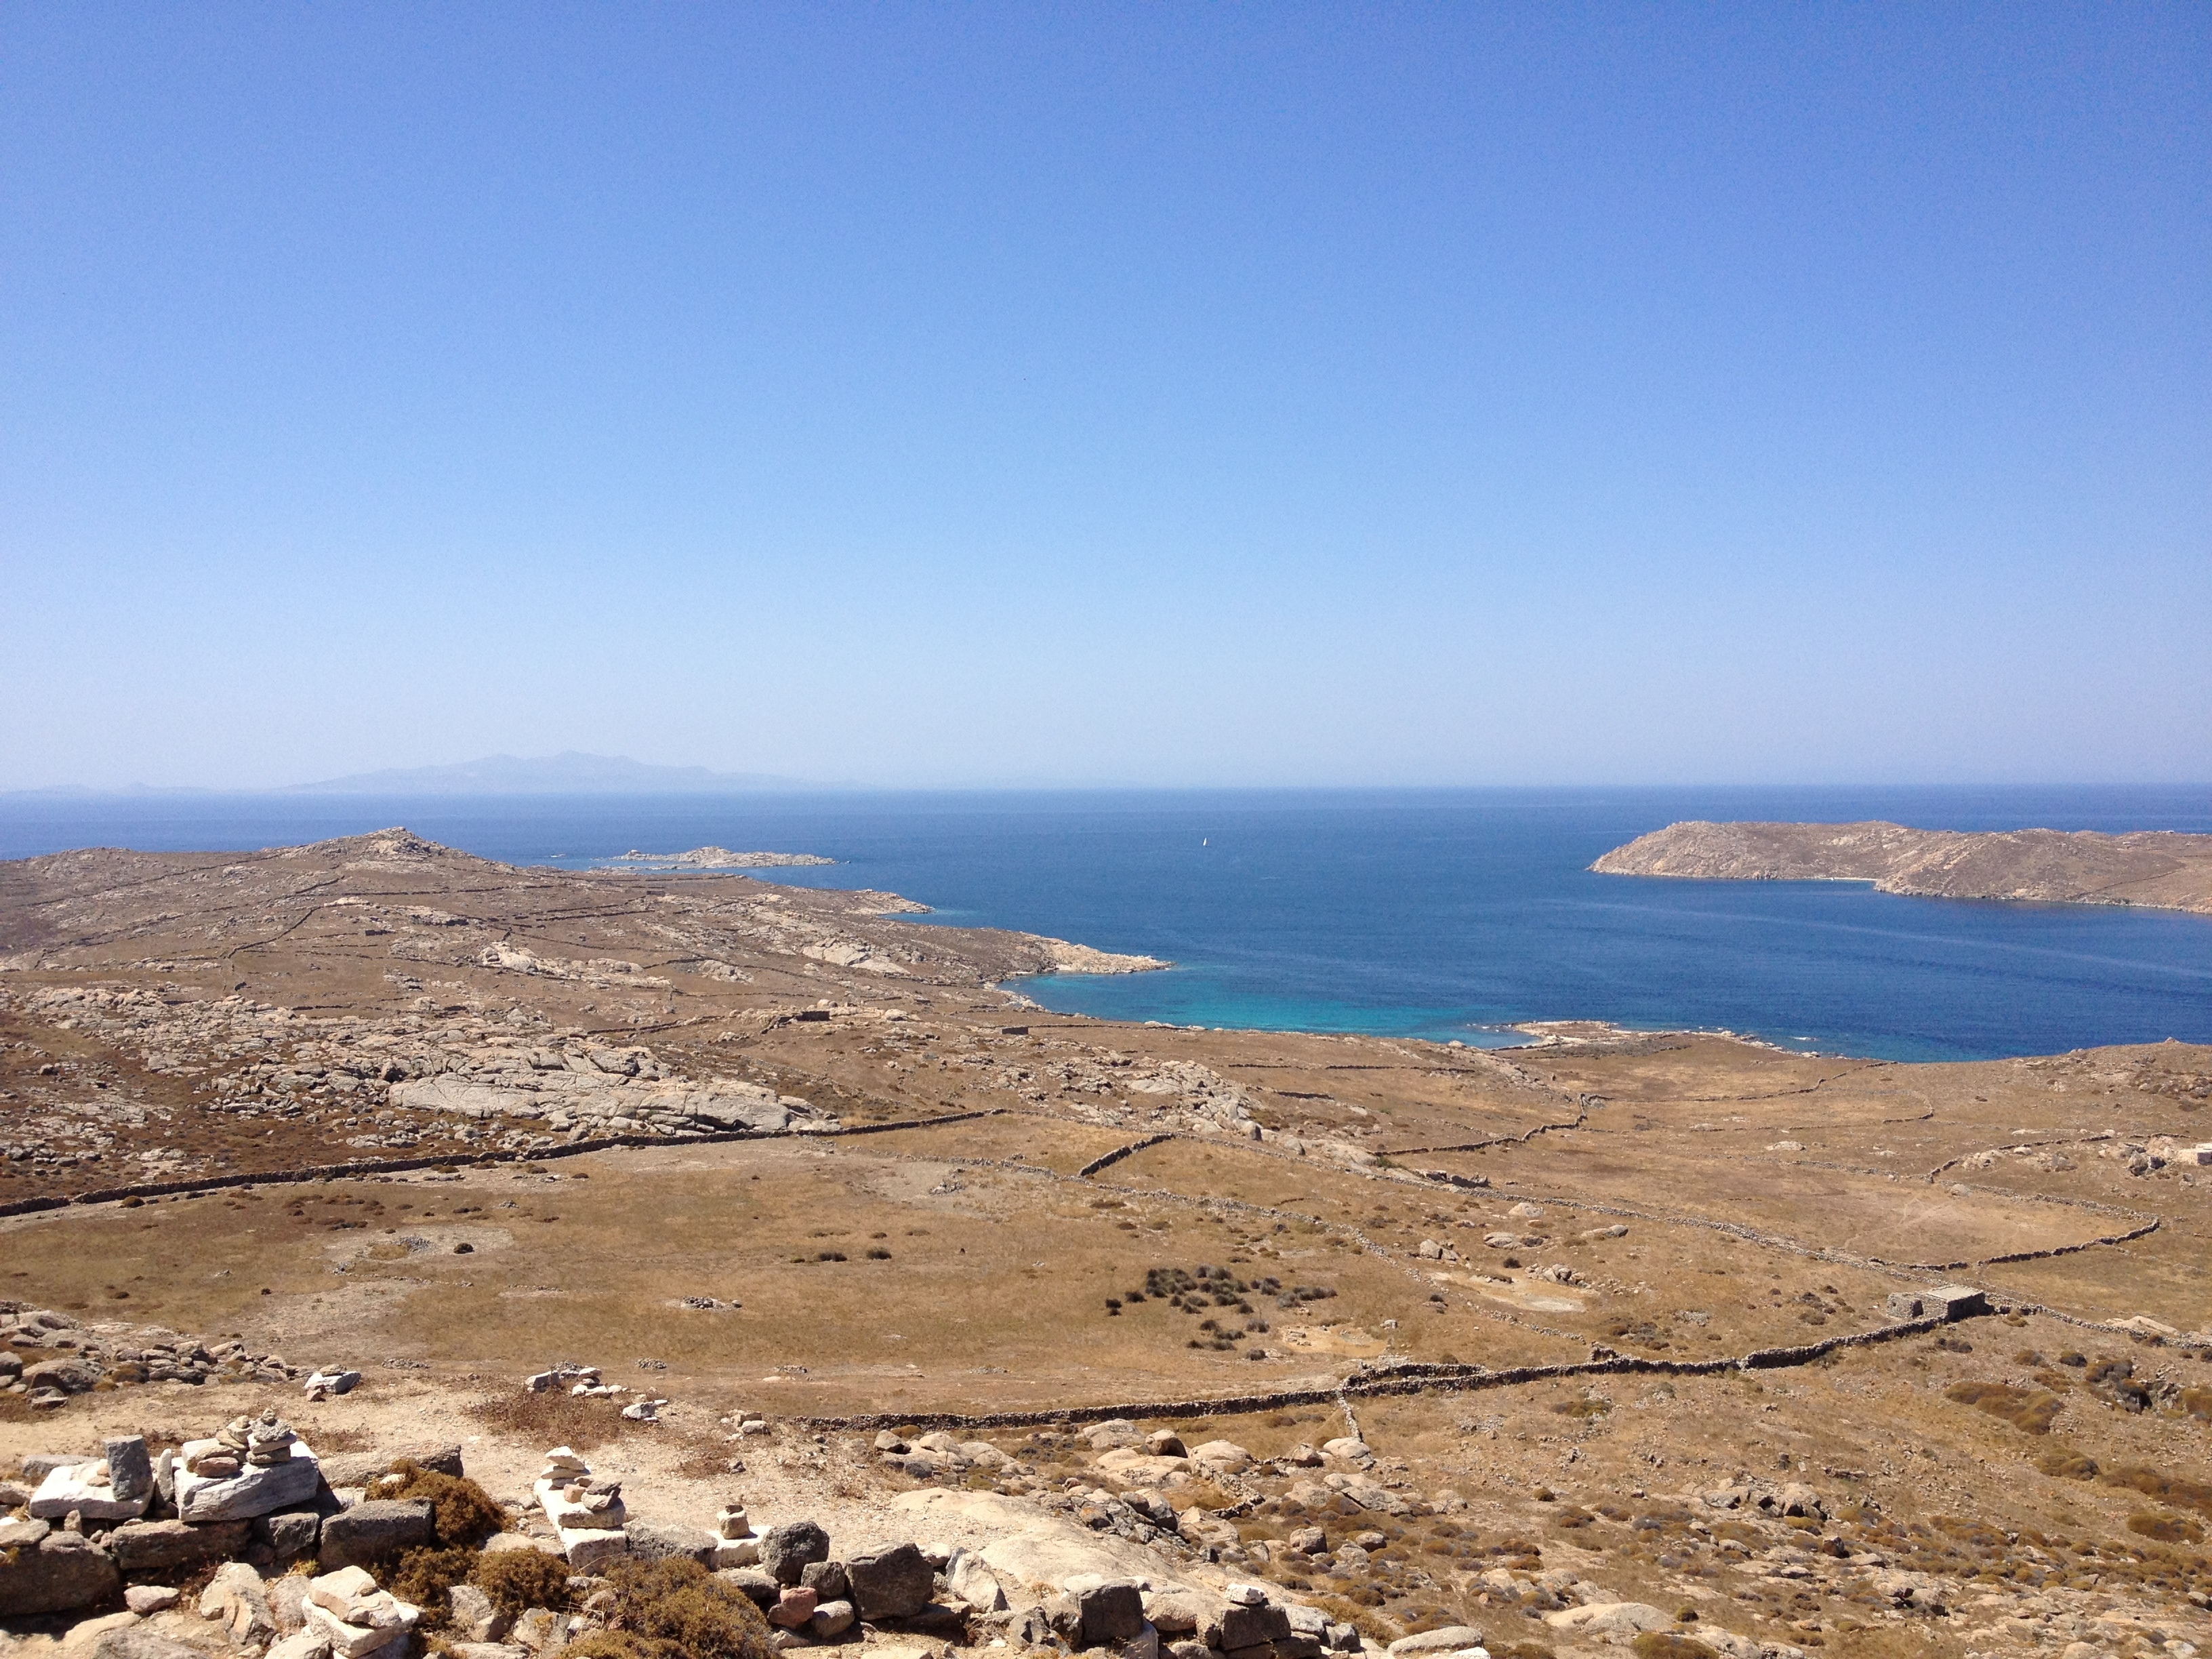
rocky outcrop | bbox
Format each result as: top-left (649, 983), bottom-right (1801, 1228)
top-left (1591, 820), bottom-right (2212, 915)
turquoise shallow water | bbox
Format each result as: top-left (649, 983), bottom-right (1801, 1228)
top-left (3, 785), bottom-right (2209, 1061)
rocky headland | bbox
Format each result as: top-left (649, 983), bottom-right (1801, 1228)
top-left (1591, 821), bottom-right (2212, 916)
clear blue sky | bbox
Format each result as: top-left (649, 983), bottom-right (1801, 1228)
top-left (3, 3), bottom-right (2205, 789)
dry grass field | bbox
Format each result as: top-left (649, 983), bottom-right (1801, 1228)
top-left (3, 832), bottom-right (2209, 1659)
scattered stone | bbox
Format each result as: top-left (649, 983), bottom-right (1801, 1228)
top-left (846, 1540), bottom-right (935, 1619)
top-left (125, 1585), bottom-right (180, 1614)
top-left (200, 1559), bottom-right (276, 1645)
top-left (319, 1500), bottom-right (434, 1570)
top-left (810, 1597), bottom-right (857, 1638)
top-left (1078, 1580), bottom-right (1149, 1647)
top-left (108, 1517), bottom-right (253, 1580)
top-left (718, 1566), bottom-right (780, 1606)
top-left (625, 1519), bottom-right (718, 1566)
top-left (449, 1582), bottom-right (515, 1643)
top-left (761, 1519), bottom-right (832, 1586)
top-left (771, 1585), bottom-right (819, 1627)
top-left (258, 1508), bottom-right (322, 1561)
top-left (945, 1548), bottom-right (1008, 1612)
top-left (0, 1517), bottom-right (121, 1616)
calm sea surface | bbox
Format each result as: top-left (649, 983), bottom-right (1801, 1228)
top-left (3, 787), bottom-right (2209, 1063)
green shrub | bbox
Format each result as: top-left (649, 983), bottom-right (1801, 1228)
top-left (473, 1547), bottom-right (575, 1617)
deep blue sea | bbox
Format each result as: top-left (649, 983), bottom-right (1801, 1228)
top-left (3, 787), bottom-right (2209, 1063)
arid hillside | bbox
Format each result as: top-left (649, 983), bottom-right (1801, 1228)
top-left (3, 832), bottom-right (2211, 1659)
top-left (1591, 822), bottom-right (2212, 916)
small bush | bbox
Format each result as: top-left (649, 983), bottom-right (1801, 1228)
top-left (1631, 1635), bottom-right (1717, 1659)
top-left (585, 1557), bottom-right (775, 1659)
top-left (373, 1462), bottom-right (506, 1547)
top-left (1944, 1380), bottom-right (2062, 1434)
top-left (474, 1548), bottom-right (575, 1618)
top-left (2098, 1462), bottom-right (2212, 1518)
top-left (2036, 1449), bottom-right (2098, 1481)
top-left (2126, 1512), bottom-right (2203, 1544)
top-left (386, 1544), bottom-right (481, 1620)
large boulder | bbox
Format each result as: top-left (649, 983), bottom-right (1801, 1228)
top-left (199, 1560), bottom-right (276, 1645)
top-left (845, 1541), bottom-right (935, 1620)
top-left (760, 1519), bottom-right (830, 1586)
top-left (108, 1517), bottom-right (253, 1581)
top-left (318, 1498), bottom-right (434, 1570)
top-left (1545, 1603), bottom-right (1673, 1637)
top-left (1207, 1599), bottom-right (1292, 1652)
top-left (0, 1519), bottom-right (121, 1616)
top-left (1078, 1580), bottom-right (1149, 1647)
top-left (22, 1355), bottom-right (102, 1394)
top-left (256, 1508), bottom-right (322, 1562)
top-left (1389, 1626), bottom-right (1488, 1654)
top-left (945, 1549), bottom-right (1008, 1613)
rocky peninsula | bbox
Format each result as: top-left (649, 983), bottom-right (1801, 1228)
top-left (1592, 821), bottom-right (2212, 915)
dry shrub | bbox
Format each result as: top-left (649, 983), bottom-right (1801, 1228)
top-left (2098, 1462), bottom-right (2212, 1518)
top-left (474, 1548), bottom-right (574, 1618)
top-left (1632, 1636), bottom-right (1717, 1659)
top-left (575, 1557), bottom-right (773, 1659)
top-left (1490, 1644), bottom-right (1556, 1659)
top-left (2180, 1387), bottom-right (2212, 1422)
top-left (472, 1387), bottom-right (635, 1454)
top-left (1944, 1380), bottom-right (2062, 1433)
top-left (373, 1462), bottom-right (506, 1547)
top-left (2036, 1449), bottom-right (2097, 1480)
top-left (2126, 1513), bottom-right (2203, 1544)
top-left (386, 1544), bottom-right (482, 1620)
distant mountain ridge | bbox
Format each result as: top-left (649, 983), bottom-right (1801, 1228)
top-left (285, 752), bottom-right (842, 795)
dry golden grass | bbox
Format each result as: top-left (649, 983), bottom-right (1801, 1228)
top-left (1944, 1378), bottom-right (2064, 1433)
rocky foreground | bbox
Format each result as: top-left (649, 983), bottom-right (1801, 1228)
top-left (1590, 822), bottom-right (2212, 916)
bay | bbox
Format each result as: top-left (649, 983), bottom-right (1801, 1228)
top-left (3, 785), bottom-right (2208, 1063)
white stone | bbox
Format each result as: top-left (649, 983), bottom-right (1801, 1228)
top-left (28, 1462), bottom-right (151, 1521)
top-left (176, 1436), bottom-right (321, 1521)
top-left (714, 1537), bottom-right (762, 1568)
top-left (560, 1524), bottom-right (631, 1572)
top-left (305, 1566), bottom-right (419, 1659)
top-left (305, 1369), bottom-right (361, 1395)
